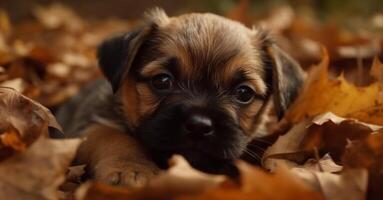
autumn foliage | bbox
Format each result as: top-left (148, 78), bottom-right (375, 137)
top-left (0, 1), bottom-right (383, 200)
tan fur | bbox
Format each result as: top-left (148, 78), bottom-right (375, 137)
top-left (75, 124), bottom-right (159, 186)
top-left (126, 10), bottom-right (269, 136)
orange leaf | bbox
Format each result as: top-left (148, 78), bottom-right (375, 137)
top-left (179, 162), bottom-right (324, 200)
top-left (285, 48), bottom-right (383, 125)
top-left (1, 126), bottom-right (26, 152)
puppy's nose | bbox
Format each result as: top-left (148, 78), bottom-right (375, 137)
top-left (184, 114), bottom-right (213, 139)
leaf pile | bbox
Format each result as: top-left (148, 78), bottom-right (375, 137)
top-left (1, 2), bottom-right (383, 200)
top-left (0, 4), bottom-right (132, 107)
top-left (0, 87), bottom-right (81, 200)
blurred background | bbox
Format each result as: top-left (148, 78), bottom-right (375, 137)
top-left (0, 0), bottom-right (382, 109)
top-left (2, 0), bottom-right (383, 23)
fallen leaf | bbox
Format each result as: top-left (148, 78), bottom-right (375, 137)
top-left (0, 137), bottom-right (81, 200)
top-left (294, 154), bottom-right (343, 173)
top-left (292, 168), bottom-right (368, 200)
top-left (76, 155), bottom-right (225, 200)
top-left (263, 120), bottom-right (311, 171)
top-left (263, 112), bottom-right (381, 170)
top-left (342, 130), bottom-right (383, 200)
top-left (0, 78), bottom-right (26, 93)
top-left (0, 87), bottom-right (62, 160)
top-left (0, 87), bottom-right (62, 132)
top-left (285, 48), bottom-right (383, 125)
top-left (179, 162), bottom-right (324, 200)
top-left (0, 126), bottom-right (27, 152)
top-left (59, 164), bottom-right (87, 199)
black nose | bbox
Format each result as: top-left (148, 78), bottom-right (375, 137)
top-left (184, 114), bottom-right (213, 139)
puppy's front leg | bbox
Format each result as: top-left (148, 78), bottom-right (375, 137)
top-left (74, 124), bottom-right (159, 187)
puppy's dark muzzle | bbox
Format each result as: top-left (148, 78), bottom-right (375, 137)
top-left (183, 113), bottom-right (214, 140)
top-left (136, 99), bottom-right (247, 165)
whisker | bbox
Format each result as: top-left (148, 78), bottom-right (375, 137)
top-left (223, 150), bottom-right (228, 159)
top-left (227, 149), bottom-right (237, 160)
top-left (243, 149), bottom-right (262, 161)
top-left (251, 138), bottom-right (273, 145)
top-left (247, 144), bottom-right (266, 153)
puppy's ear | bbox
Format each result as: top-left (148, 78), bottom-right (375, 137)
top-left (267, 44), bottom-right (306, 119)
top-left (97, 8), bottom-right (169, 92)
top-left (97, 26), bottom-right (152, 92)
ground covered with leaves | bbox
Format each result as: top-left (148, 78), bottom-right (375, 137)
top-left (1, 1), bottom-right (383, 200)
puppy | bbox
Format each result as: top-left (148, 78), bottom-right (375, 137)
top-left (56, 8), bottom-right (305, 186)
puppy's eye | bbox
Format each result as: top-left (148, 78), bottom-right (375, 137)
top-left (234, 85), bottom-right (255, 104)
top-left (151, 73), bottom-right (173, 91)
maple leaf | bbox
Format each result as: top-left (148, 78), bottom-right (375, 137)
top-left (285, 48), bottom-right (383, 125)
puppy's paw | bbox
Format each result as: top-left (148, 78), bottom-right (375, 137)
top-left (93, 158), bottom-right (160, 187)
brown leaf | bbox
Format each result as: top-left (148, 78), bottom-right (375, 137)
top-left (0, 87), bottom-right (62, 160)
top-left (342, 130), bottom-right (383, 200)
top-left (292, 168), bottom-right (368, 200)
top-left (0, 126), bottom-right (27, 152)
top-left (76, 155), bottom-right (225, 200)
top-left (0, 78), bottom-right (26, 93)
top-left (285, 49), bottom-right (383, 125)
top-left (179, 162), bottom-right (324, 200)
top-left (0, 137), bottom-right (81, 200)
top-left (59, 164), bottom-right (87, 199)
top-left (263, 112), bottom-right (381, 170)
top-left (0, 87), bottom-right (62, 132)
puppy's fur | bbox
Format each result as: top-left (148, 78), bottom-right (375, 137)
top-left (57, 9), bottom-right (305, 186)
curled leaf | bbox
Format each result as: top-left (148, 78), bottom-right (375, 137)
top-left (0, 87), bottom-right (62, 160)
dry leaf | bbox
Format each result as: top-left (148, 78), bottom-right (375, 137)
top-left (342, 130), bottom-right (383, 200)
top-left (292, 168), bottom-right (368, 200)
top-left (263, 112), bottom-right (381, 170)
top-left (0, 78), bottom-right (26, 93)
top-left (0, 87), bottom-right (62, 159)
top-left (293, 154), bottom-right (343, 173)
top-left (76, 155), bottom-right (225, 200)
top-left (285, 48), bottom-right (383, 125)
top-left (263, 120), bottom-right (311, 171)
top-left (179, 162), bottom-right (324, 200)
top-left (0, 137), bottom-right (81, 200)
top-left (59, 164), bottom-right (87, 199)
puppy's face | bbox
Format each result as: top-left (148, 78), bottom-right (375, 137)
top-left (98, 9), bottom-right (304, 172)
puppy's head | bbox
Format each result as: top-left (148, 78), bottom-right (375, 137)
top-left (98, 9), bottom-right (305, 172)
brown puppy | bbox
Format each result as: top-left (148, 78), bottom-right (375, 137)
top-left (56, 8), bottom-right (305, 186)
